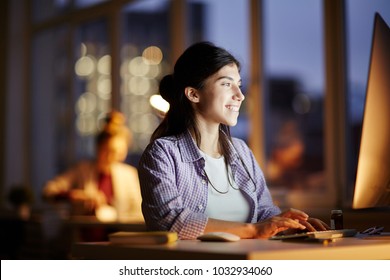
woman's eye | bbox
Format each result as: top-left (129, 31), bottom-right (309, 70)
top-left (222, 82), bottom-right (231, 87)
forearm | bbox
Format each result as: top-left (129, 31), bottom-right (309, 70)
top-left (42, 179), bottom-right (71, 201)
top-left (204, 210), bottom-right (308, 240)
top-left (204, 218), bottom-right (256, 239)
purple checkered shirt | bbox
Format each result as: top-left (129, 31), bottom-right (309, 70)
top-left (138, 130), bottom-right (281, 239)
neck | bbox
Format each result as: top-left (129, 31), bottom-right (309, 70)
top-left (192, 122), bottom-right (221, 158)
top-left (97, 161), bottom-right (112, 175)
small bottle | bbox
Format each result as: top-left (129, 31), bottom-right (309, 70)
top-left (330, 209), bottom-right (343, 230)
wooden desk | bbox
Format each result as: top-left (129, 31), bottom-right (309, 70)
top-left (72, 236), bottom-right (390, 260)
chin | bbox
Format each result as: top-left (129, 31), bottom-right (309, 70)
top-left (225, 120), bottom-right (238, 127)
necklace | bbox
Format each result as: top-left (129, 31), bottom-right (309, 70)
top-left (203, 164), bottom-right (239, 194)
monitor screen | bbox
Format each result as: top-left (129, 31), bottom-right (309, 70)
top-left (352, 13), bottom-right (390, 209)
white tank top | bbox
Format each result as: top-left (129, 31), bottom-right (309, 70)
top-left (200, 151), bottom-right (250, 222)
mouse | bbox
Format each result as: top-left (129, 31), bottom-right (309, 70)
top-left (197, 232), bottom-right (241, 242)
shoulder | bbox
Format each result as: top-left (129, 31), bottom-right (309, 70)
top-left (230, 137), bottom-right (258, 168)
top-left (142, 135), bottom-right (180, 156)
top-left (142, 133), bottom-right (192, 158)
top-left (231, 137), bottom-right (251, 154)
top-left (152, 135), bottom-right (180, 148)
top-left (139, 135), bottom-right (180, 166)
top-left (113, 163), bottom-right (139, 182)
top-left (142, 132), bottom-right (200, 165)
top-left (114, 162), bottom-right (138, 173)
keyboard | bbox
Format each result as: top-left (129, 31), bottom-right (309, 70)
top-left (269, 228), bottom-right (357, 240)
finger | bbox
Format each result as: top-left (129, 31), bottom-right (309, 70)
top-left (316, 220), bottom-right (330, 231)
top-left (255, 217), bottom-right (307, 238)
top-left (270, 227), bottom-right (291, 236)
top-left (317, 219), bottom-right (331, 230)
top-left (323, 221), bottom-right (331, 230)
top-left (307, 218), bottom-right (329, 231)
top-left (300, 220), bottom-right (316, 232)
top-left (280, 208), bottom-right (309, 220)
top-left (276, 217), bottom-right (306, 230)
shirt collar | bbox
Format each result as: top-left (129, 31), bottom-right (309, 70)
top-left (177, 129), bottom-right (240, 165)
top-left (177, 130), bottom-right (203, 163)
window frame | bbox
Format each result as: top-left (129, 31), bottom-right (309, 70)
top-left (4, 0), bottom-right (352, 210)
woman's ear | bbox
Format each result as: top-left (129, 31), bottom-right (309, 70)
top-left (184, 87), bottom-right (200, 103)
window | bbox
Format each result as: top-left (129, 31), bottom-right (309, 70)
top-left (263, 0), bottom-right (325, 207)
top-left (186, 0), bottom-right (250, 140)
top-left (31, 26), bottom-right (72, 192)
top-left (15, 0), bottom-right (380, 211)
top-left (32, 0), bottom-right (109, 23)
top-left (74, 19), bottom-right (110, 158)
top-left (120, 0), bottom-right (171, 155)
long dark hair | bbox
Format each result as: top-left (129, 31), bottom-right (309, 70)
top-left (151, 41), bottom-right (240, 149)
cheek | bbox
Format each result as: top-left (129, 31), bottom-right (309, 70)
top-left (198, 94), bottom-right (222, 112)
top-left (116, 150), bottom-right (127, 162)
top-left (115, 145), bottom-right (129, 161)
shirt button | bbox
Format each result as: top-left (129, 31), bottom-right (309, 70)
top-left (198, 205), bottom-right (203, 210)
top-left (202, 179), bottom-right (207, 184)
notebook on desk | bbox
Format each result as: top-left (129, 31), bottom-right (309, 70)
top-left (108, 231), bottom-right (178, 245)
top-left (269, 228), bottom-right (358, 240)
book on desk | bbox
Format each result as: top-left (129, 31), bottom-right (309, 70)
top-left (108, 231), bottom-right (178, 245)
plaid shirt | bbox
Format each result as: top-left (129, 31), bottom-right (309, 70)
top-left (138, 130), bottom-right (281, 239)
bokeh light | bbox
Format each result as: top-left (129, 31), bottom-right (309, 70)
top-left (142, 46), bottom-right (163, 65)
top-left (75, 55), bottom-right (96, 77)
top-left (150, 94), bottom-right (170, 113)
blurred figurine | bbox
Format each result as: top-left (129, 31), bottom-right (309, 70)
top-left (43, 110), bottom-right (143, 223)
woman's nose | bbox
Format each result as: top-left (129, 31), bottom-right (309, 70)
top-left (234, 86), bottom-right (245, 101)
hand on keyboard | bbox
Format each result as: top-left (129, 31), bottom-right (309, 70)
top-left (270, 229), bottom-right (358, 240)
top-left (300, 217), bottom-right (330, 232)
top-left (279, 217), bottom-right (330, 236)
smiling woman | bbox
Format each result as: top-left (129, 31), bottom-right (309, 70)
top-left (138, 42), bottom-right (329, 240)
top-left (192, 64), bottom-right (244, 128)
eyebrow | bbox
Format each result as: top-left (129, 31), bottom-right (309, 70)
top-left (216, 76), bottom-right (242, 83)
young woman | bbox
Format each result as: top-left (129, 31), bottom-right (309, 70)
top-left (138, 42), bottom-right (328, 240)
top-left (43, 111), bottom-right (143, 223)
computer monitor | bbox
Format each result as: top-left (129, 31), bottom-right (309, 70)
top-left (352, 13), bottom-right (390, 209)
